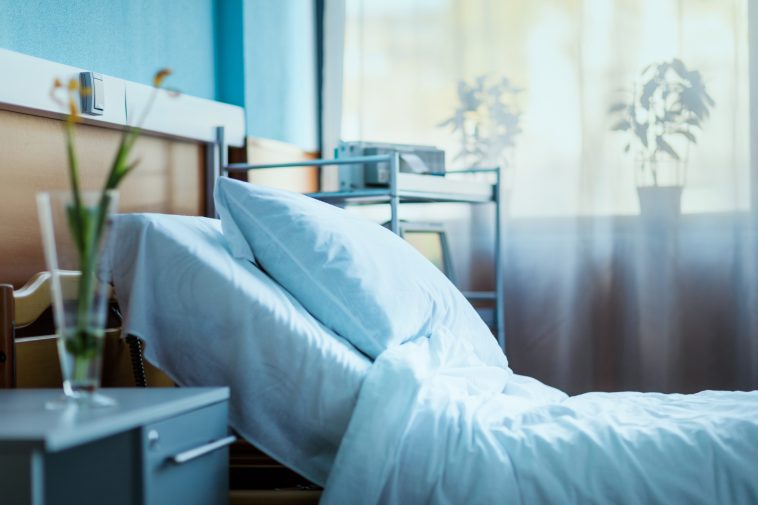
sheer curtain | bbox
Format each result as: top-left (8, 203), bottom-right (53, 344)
top-left (335, 0), bottom-right (758, 394)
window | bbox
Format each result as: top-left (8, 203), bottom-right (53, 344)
top-left (341, 0), bottom-right (749, 216)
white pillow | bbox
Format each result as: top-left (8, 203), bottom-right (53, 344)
top-left (214, 177), bottom-right (509, 370)
top-left (105, 213), bottom-right (370, 485)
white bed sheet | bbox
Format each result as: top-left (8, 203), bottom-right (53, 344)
top-left (323, 327), bottom-right (758, 504)
top-left (105, 214), bottom-right (370, 485)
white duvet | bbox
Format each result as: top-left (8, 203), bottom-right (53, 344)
top-left (106, 214), bottom-right (370, 485)
top-left (322, 328), bottom-right (758, 504)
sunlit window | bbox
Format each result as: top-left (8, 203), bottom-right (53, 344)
top-left (341, 0), bottom-right (749, 216)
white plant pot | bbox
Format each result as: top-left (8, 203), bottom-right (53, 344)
top-left (636, 185), bottom-right (683, 219)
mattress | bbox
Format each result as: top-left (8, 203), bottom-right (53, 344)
top-left (322, 327), bottom-right (758, 504)
top-left (105, 214), bottom-right (371, 485)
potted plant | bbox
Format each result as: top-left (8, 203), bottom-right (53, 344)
top-left (38, 69), bottom-right (172, 406)
top-left (609, 58), bottom-right (715, 217)
top-left (439, 75), bottom-right (523, 171)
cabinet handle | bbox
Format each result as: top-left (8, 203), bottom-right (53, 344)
top-left (169, 435), bottom-right (237, 465)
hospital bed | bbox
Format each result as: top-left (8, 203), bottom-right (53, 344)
top-left (100, 179), bottom-right (758, 504)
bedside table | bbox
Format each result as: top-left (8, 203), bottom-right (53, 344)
top-left (0, 388), bottom-right (232, 505)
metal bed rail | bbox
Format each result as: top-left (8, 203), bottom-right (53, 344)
top-left (225, 153), bottom-right (402, 234)
top-left (207, 126), bottom-right (506, 350)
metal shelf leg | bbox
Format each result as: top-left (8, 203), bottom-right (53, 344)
top-left (495, 166), bottom-right (506, 351)
top-left (389, 152), bottom-right (400, 234)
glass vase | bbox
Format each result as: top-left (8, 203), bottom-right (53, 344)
top-left (37, 190), bottom-right (119, 407)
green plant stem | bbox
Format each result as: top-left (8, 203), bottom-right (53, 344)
top-left (75, 257), bottom-right (96, 337)
top-left (61, 71), bottom-right (168, 363)
top-left (64, 124), bottom-right (81, 206)
top-left (64, 123), bottom-right (85, 254)
top-left (70, 124), bottom-right (137, 359)
top-left (74, 216), bottom-right (97, 355)
top-left (63, 119), bottom-right (97, 355)
top-left (72, 351), bottom-right (91, 382)
top-left (72, 191), bottom-right (116, 356)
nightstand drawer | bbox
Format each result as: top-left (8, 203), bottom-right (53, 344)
top-left (142, 401), bottom-right (230, 505)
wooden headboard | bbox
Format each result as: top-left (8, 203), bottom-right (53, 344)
top-left (0, 109), bottom-right (204, 286)
top-left (0, 49), bottom-right (245, 287)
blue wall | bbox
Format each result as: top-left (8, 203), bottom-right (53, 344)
top-left (244, 0), bottom-right (319, 150)
top-left (0, 0), bottom-right (217, 100)
top-left (0, 0), bottom-right (320, 148)
top-left (215, 0), bottom-right (245, 107)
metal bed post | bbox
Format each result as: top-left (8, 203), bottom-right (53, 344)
top-left (389, 152), bottom-right (400, 234)
top-left (217, 126), bottom-right (227, 178)
top-left (494, 166), bottom-right (506, 350)
top-left (205, 126), bottom-right (226, 218)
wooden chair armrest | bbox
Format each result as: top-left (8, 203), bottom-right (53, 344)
top-left (0, 284), bottom-right (15, 388)
top-left (1, 272), bottom-right (138, 389)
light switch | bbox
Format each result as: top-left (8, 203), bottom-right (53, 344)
top-left (93, 75), bottom-right (104, 110)
top-left (79, 71), bottom-right (104, 116)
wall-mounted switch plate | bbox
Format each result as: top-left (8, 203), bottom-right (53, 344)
top-left (79, 71), bottom-right (104, 116)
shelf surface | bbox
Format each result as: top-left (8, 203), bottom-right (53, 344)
top-left (462, 291), bottom-right (497, 301)
top-left (308, 190), bottom-right (494, 205)
top-left (309, 171), bottom-right (495, 204)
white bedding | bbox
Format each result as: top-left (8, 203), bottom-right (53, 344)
top-left (106, 213), bottom-right (758, 502)
top-left (322, 327), bottom-right (758, 504)
top-left (105, 214), bottom-right (370, 485)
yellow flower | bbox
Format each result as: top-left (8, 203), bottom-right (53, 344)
top-left (50, 80), bottom-right (65, 107)
top-left (68, 99), bottom-right (79, 123)
top-left (153, 68), bottom-right (172, 87)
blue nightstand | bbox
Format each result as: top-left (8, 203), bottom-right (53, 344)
top-left (0, 388), bottom-right (232, 505)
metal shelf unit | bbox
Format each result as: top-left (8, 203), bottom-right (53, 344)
top-left (217, 149), bottom-right (506, 350)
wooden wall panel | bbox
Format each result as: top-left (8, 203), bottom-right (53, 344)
top-left (245, 137), bottom-right (319, 193)
top-left (0, 109), bottom-right (204, 287)
top-left (15, 335), bottom-right (174, 388)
